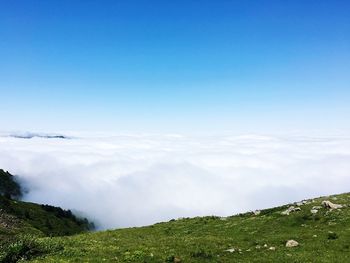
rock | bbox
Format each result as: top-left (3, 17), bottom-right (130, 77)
top-left (281, 206), bottom-right (301, 215)
top-left (174, 257), bottom-right (182, 263)
top-left (295, 200), bottom-right (309, 206)
top-left (312, 206), bottom-right (322, 209)
top-left (269, 246), bottom-right (276, 251)
top-left (263, 244), bottom-right (268, 247)
top-left (286, 240), bottom-right (299, 248)
top-left (253, 210), bottom-right (261, 216)
top-left (310, 209), bottom-right (318, 214)
top-left (255, 245), bottom-right (261, 249)
top-left (313, 234), bottom-right (317, 237)
top-left (322, 200), bottom-right (343, 209)
top-left (225, 248), bottom-right (235, 253)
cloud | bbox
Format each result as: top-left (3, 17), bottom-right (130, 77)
top-left (0, 133), bottom-right (349, 229)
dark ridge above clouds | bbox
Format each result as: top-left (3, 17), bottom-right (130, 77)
top-left (3, 132), bottom-right (71, 139)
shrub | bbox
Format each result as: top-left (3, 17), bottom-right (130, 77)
top-left (328, 232), bottom-right (338, 240)
top-left (190, 248), bottom-right (213, 259)
top-left (0, 169), bottom-right (22, 200)
top-left (0, 236), bottom-right (62, 263)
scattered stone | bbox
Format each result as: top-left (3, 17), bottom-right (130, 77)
top-left (312, 206), bottom-right (322, 209)
top-left (263, 244), bottom-right (268, 247)
top-left (310, 209), bottom-right (318, 214)
top-left (225, 248), bottom-right (235, 253)
top-left (269, 246), bottom-right (276, 251)
top-left (253, 210), bottom-right (261, 216)
top-left (0, 210), bottom-right (21, 229)
top-left (313, 235), bottom-right (317, 238)
top-left (295, 200), bottom-right (309, 206)
top-left (286, 240), bottom-right (299, 248)
top-left (255, 245), bottom-right (261, 249)
top-left (322, 200), bottom-right (343, 210)
top-left (281, 206), bottom-right (301, 215)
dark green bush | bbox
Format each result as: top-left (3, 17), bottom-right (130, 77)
top-left (0, 169), bottom-right (22, 200)
top-left (0, 235), bottom-right (62, 263)
top-left (190, 248), bottom-right (214, 259)
top-left (328, 232), bottom-right (338, 240)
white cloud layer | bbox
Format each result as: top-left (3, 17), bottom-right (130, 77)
top-left (0, 133), bottom-right (350, 229)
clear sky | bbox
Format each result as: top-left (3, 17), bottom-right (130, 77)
top-left (0, 0), bottom-right (349, 134)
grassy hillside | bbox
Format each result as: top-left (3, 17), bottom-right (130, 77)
top-left (27, 192), bottom-right (350, 263)
top-left (1, 169), bottom-right (349, 262)
top-left (0, 170), bottom-right (93, 262)
top-left (0, 196), bottom-right (92, 238)
top-left (0, 196), bottom-right (93, 262)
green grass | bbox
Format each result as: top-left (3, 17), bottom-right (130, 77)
top-left (0, 169), bottom-right (94, 262)
top-left (0, 196), bottom-right (92, 238)
top-left (0, 196), bottom-right (92, 262)
top-left (0, 196), bottom-right (90, 263)
top-left (26, 192), bottom-right (350, 262)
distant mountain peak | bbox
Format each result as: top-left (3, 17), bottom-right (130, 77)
top-left (5, 132), bottom-right (70, 139)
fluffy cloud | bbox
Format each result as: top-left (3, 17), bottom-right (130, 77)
top-left (0, 133), bottom-right (349, 229)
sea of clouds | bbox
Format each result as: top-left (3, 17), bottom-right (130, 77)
top-left (0, 132), bottom-right (350, 229)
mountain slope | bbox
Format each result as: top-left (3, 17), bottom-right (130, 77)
top-left (0, 170), bottom-right (93, 262)
top-left (0, 196), bottom-right (93, 262)
top-left (29, 193), bottom-right (350, 262)
top-left (0, 196), bottom-right (92, 238)
top-left (0, 169), bottom-right (92, 240)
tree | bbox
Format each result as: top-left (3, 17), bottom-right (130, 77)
top-left (0, 169), bottom-right (22, 199)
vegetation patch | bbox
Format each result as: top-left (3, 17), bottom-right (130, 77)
top-left (27, 193), bottom-right (350, 263)
top-left (0, 235), bottom-right (62, 263)
top-left (0, 169), bottom-right (22, 200)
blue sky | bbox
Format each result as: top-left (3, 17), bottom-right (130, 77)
top-left (0, 0), bottom-right (349, 134)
